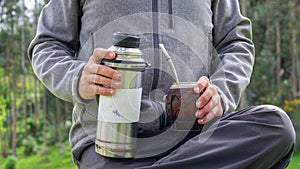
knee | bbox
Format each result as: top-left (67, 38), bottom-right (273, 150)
top-left (258, 105), bottom-right (296, 149)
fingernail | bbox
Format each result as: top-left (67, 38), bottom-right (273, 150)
top-left (113, 81), bottom-right (122, 88)
top-left (110, 89), bottom-right (115, 95)
top-left (198, 119), bottom-right (205, 124)
top-left (196, 100), bottom-right (202, 108)
top-left (194, 86), bottom-right (200, 93)
top-left (114, 72), bottom-right (122, 80)
top-left (108, 52), bottom-right (115, 58)
top-left (195, 110), bottom-right (202, 117)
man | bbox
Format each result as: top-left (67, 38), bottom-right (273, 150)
top-left (29, 0), bottom-right (295, 168)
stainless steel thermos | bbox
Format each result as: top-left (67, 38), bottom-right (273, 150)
top-left (95, 32), bottom-right (149, 158)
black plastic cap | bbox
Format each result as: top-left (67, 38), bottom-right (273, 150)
top-left (112, 32), bottom-right (140, 48)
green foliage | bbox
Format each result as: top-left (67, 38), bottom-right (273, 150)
top-left (4, 156), bottom-right (17, 169)
top-left (22, 136), bottom-right (38, 156)
top-left (0, 144), bottom-right (76, 169)
top-left (246, 0), bottom-right (299, 105)
top-left (283, 99), bottom-right (300, 113)
top-left (283, 99), bottom-right (300, 153)
top-left (244, 1), bottom-right (300, 154)
top-left (287, 153), bottom-right (300, 169)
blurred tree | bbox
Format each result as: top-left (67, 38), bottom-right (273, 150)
top-left (244, 0), bottom-right (300, 152)
top-left (239, 0), bottom-right (247, 109)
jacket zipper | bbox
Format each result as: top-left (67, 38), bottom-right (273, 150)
top-left (151, 0), bottom-right (160, 91)
top-left (168, 0), bottom-right (173, 29)
top-left (152, 0), bottom-right (166, 129)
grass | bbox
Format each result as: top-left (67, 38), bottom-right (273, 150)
top-left (287, 153), bottom-right (300, 169)
top-left (0, 144), bottom-right (77, 169)
top-left (0, 145), bottom-right (299, 169)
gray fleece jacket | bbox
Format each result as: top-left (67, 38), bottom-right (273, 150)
top-left (28, 0), bottom-right (254, 162)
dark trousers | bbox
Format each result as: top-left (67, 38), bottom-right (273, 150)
top-left (77, 105), bottom-right (296, 169)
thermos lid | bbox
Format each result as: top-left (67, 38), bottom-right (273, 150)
top-left (101, 59), bottom-right (150, 72)
top-left (113, 32), bottom-right (140, 48)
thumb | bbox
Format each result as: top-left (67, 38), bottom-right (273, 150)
top-left (91, 48), bottom-right (116, 63)
top-left (163, 95), bottom-right (167, 102)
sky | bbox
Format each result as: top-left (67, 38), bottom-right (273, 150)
top-left (24, 0), bottom-right (40, 10)
top-left (23, 0), bottom-right (44, 21)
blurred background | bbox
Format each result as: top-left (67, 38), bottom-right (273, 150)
top-left (0, 0), bottom-right (299, 168)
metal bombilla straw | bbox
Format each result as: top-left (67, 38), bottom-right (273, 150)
top-left (159, 44), bottom-right (180, 83)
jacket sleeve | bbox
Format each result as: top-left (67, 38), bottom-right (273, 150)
top-left (210, 0), bottom-right (255, 113)
top-left (28, 0), bottom-right (86, 103)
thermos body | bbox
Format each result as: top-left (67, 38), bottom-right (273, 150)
top-left (95, 33), bottom-right (149, 158)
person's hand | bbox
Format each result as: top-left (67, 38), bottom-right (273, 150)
top-left (194, 76), bottom-right (223, 124)
top-left (78, 48), bottom-right (122, 100)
